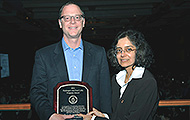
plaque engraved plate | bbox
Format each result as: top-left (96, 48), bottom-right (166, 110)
top-left (54, 81), bottom-right (93, 119)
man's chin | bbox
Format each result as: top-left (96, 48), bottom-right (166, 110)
top-left (68, 33), bottom-right (81, 38)
top-left (68, 34), bottom-right (80, 39)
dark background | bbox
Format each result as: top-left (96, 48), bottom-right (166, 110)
top-left (0, 0), bottom-right (190, 119)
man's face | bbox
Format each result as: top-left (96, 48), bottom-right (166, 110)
top-left (58, 4), bottom-right (85, 39)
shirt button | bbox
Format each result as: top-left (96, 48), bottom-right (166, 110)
top-left (73, 55), bottom-right (75, 57)
top-left (74, 66), bottom-right (76, 69)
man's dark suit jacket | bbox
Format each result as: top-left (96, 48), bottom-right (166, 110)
top-left (111, 69), bottom-right (159, 120)
top-left (30, 40), bottom-right (112, 120)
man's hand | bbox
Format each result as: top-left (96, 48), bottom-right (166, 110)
top-left (49, 113), bottom-right (74, 120)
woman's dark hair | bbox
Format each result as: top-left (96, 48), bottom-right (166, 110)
top-left (107, 29), bottom-right (154, 70)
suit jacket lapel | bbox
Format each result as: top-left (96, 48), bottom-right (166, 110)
top-left (53, 41), bottom-right (69, 82)
top-left (82, 41), bottom-right (92, 82)
top-left (120, 80), bottom-right (136, 100)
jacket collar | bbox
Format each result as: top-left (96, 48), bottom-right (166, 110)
top-left (54, 41), bottom-right (69, 81)
top-left (82, 41), bottom-right (92, 82)
top-left (116, 67), bottom-right (145, 87)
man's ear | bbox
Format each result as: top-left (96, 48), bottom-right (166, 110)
top-left (82, 18), bottom-right (85, 27)
top-left (58, 19), bottom-right (62, 28)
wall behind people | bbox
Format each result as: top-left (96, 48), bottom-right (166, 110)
top-left (0, 22), bottom-right (189, 100)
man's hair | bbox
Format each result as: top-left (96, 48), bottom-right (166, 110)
top-left (59, 1), bottom-right (85, 18)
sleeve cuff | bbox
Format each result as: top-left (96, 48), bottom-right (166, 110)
top-left (103, 113), bottom-right (109, 119)
top-left (91, 113), bottom-right (109, 120)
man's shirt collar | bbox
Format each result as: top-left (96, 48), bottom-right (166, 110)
top-left (62, 37), bottom-right (83, 51)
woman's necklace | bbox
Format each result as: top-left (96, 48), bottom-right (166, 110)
top-left (124, 71), bottom-right (132, 83)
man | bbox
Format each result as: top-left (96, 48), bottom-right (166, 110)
top-left (30, 2), bottom-right (112, 120)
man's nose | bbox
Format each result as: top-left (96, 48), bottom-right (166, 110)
top-left (70, 16), bottom-right (76, 23)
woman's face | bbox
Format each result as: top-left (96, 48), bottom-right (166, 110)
top-left (115, 37), bottom-right (136, 69)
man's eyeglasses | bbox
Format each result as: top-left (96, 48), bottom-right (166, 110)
top-left (115, 46), bottom-right (136, 55)
top-left (59, 14), bottom-right (84, 22)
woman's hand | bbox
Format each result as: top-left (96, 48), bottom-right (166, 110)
top-left (88, 108), bottom-right (105, 118)
top-left (77, 113), bottom-right (92, 120)
top-left (77, 108), bottom-right (106, 120)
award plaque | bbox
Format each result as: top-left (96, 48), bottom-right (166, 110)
top-left (54, 81), bottom-right (93, 120)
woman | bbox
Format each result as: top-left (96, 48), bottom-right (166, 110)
top-left (84, 29), bottom-right (159, 120)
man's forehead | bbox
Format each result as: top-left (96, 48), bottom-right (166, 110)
top-left (62, 4), bottom-right (81, 14)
